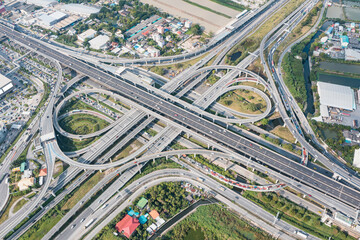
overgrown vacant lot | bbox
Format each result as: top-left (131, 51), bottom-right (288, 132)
top-left (163, 203), bottom-right (274, 240)
top-left (218, 89), bottom-right (267, 114)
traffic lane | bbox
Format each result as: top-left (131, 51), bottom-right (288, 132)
top-left (3, 26), bottom-right (360, 207)
top-left (91, 79), bottom-right (360, 207)
top-left (270, 45), bottom-right (356, 182)
top-left (20, 36), bottom-right (360, 209)
top-left (114, 80), bottom-right (360, 206)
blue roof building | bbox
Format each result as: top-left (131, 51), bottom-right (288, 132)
top-left (326, 26), bottom-right (333, 35)
top-left (139, 215), bottom-right (148, 224)
top-left (341, 35), bottom-right (349, 48)
top-left (20, 162), bottom-right (26, 172)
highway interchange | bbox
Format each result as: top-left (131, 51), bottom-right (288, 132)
top-left (1, 0), bottom-right (360, 239)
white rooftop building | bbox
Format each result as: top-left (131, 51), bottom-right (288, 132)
top-left (317, 81), bottom-right (355, 110)
top-left (37, 11), bottom-right (67, 27)
top-left (23, 0), bottom-right (57, 7)
top-left (60, 4), bottom-right (100, 17)
top-left (353, 148), bottom-right (360, 168)
top-left (345, 48), bottom-right (360, 61)
top-left (0, 73), bottom-right (13, 98)
top-left (319, 104), bottom-right (329, 118)
top-left (77, 29), bottom-right (96, 43)
top-left (89, 35), bottom-right (110, 50)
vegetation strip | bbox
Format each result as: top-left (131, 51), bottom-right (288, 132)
top-left (183, 0), bottom-right (231, 19)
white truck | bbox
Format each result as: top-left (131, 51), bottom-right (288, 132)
top-left (84, 219), bottom-right (95, 229)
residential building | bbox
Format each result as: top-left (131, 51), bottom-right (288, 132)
top-left (115, 215), bottom-right (140, 238)
top-left (136, 197), bottom-right (148, 209)
top-left (39, 168), bottom-right (47, 177)
top-left (149, 210), bottom-right (159, 220)
top-left (341, 35), bottom-right (349, 48)
top-left (20, 162), bottom-right (27, 172)
top-left (18, 177), bottom-right (34, 191)
top-left (147, 47), bottom-right (160, 57)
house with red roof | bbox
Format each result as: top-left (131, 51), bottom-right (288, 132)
top-left (39, 168), bottom-right (47, 177)
top-left (149, 210), bottom-right (159, 220)
top-left (115, 215), bottom-right (140, 238)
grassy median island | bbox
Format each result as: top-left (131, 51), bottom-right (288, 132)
top-left (13, 199), bottom-right (29, 214)
top-left (162, 203), bottom-right (273, 240)
top-left (112, 139), bottom-right (144, 161)
top-left (59, 114), bottom-right (110, 135)
top-left (243, 191), bottom-right (356, 240)
top-left (218, 89), bottom-right (267, 114)
top-left (270, 126), bottom-right (296, 144)
top-left (56, 133), bottom-right (101, 152)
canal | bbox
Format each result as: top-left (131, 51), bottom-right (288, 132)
top-left (302, 21), bottom-right (332, 115)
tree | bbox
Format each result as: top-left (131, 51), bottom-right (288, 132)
top-left (260, 118), bottom-right (269, 126)
top-left (189, 24), bottom-right (203, 35)
top-left (224, 100), bottom-right (233, 106)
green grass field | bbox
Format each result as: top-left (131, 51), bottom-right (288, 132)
top-left (163, 204), bottom-right (273, 240)
top-left (13, 199), bottom-right (28, 213)
top-left (59, 114), bottom-right (110, 135)
top-left (218, 89), bottom-right (267, 114)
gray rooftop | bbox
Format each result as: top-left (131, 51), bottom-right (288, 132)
top-left (0, 73), bottom-right (11, 89)
top-left (317, 81), bottom-right (355, 110)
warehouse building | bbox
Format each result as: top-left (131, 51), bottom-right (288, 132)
top-left (0, 73), bottom-right (14, 99)
top-left (37, 11), bottom-right (67, 28)
top-left (317, 81), bottom-right (355, 111)
top-left (89, 35), bottom-right (109, 50)
top-left (77, 29), bottom-right (96, 43)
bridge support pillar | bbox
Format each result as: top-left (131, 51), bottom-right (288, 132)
top-left (166, 155), bottom-right (168, 160)
top-left (153, 158), bottom-right (155, 164)
top-left (100, 169), bottom-right (102, 173)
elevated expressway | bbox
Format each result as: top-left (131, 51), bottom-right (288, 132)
top-left (80, 169), bottom-right (319, 240)
top-left (2, 23), bottom-right (360, 210)
top-left (275, 4), bottom-right (358, 180)
top-left (0, 2), bottom-right (358, 237)
top-left (0, 57), bottom-right (62, 238)
top-left (259, 0), bottom-right (360, 190)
